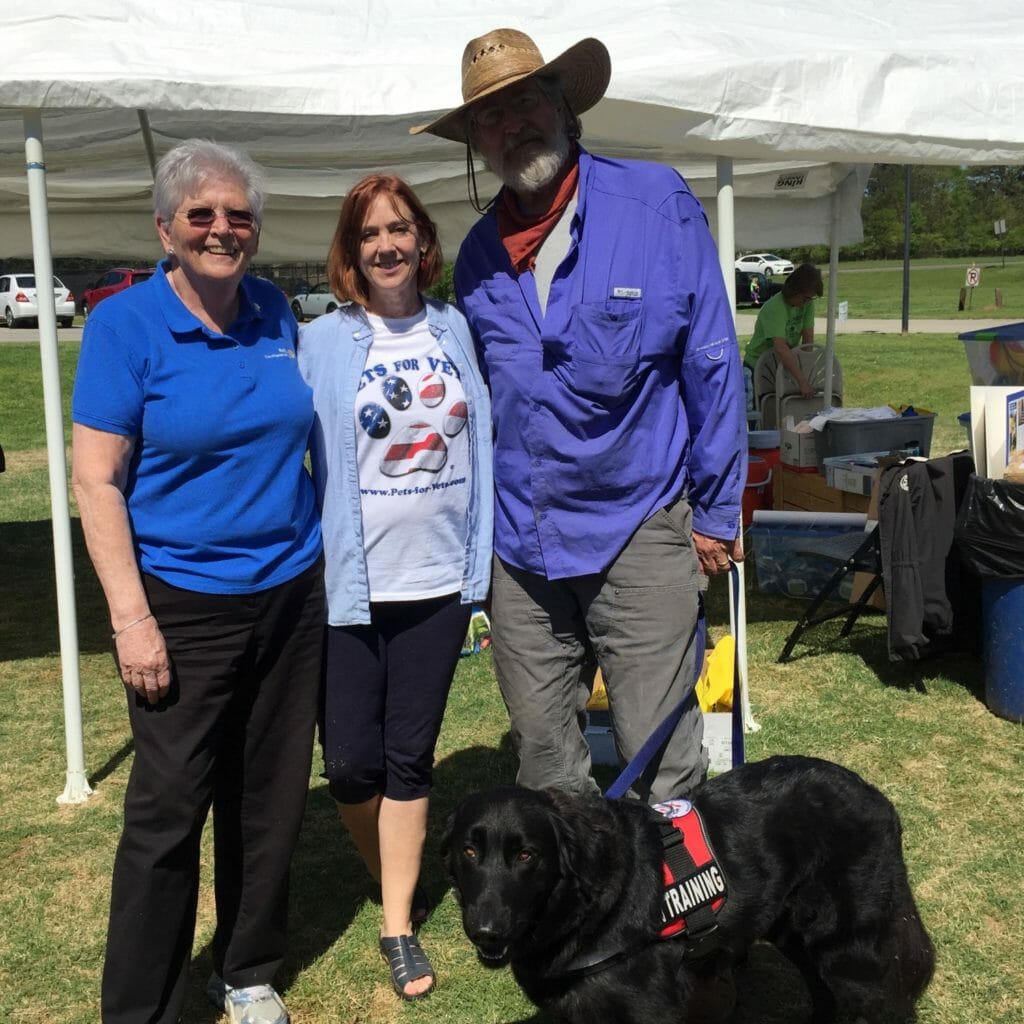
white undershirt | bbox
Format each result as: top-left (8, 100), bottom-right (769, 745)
top-left (533, 194), bottom-right (577, 314)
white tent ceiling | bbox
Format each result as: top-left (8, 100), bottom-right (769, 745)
top-left (0, 106), bottom-right (869, 261)
top-left (5, 0), bottom-right (1023, 259)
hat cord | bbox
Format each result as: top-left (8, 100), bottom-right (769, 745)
top-left (466, 144), bottom-right (497, 215)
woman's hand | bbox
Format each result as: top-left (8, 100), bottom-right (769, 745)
top-left (114, 616), bottom-right (172, 704)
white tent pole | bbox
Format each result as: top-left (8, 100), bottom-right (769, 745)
top-left (23, 110), bottom-right (93, 805)
top-left (716, 157), bottom-right (758, 735)
top-left (824, 187), bottom-right (841, 406)
top-left (716, 157), bottom-right (736, 311)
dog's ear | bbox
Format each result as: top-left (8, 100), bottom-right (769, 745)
top-left (544, 790), bottom-right (591, 891)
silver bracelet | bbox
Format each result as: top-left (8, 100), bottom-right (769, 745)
top-left (112, 612), bottom-right (154, 640)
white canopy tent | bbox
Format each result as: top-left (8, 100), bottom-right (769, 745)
top-left (0, 107), bottom-right (869, 260)
top-left (4, 0), bottom-right (1024, 802)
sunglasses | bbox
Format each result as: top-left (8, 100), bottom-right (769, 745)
top-left (179, 207), bottom-right (258, 231)
top-left (471, 86), bottom-right (544, 130)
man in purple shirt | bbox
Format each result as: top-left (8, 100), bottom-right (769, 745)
top-left (412, 28), bottom-right (745, 802)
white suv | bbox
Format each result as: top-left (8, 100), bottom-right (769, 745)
top-left (0, 273), bottom-right (76, 328)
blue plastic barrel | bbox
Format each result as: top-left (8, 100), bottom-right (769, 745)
top-left (981, 579), bottom-right (1024, 722)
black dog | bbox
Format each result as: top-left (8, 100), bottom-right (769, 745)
top-left (442, 755), bottom-right (934, 1024)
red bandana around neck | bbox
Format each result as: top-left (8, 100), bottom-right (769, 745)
top-left (495, 158), bottom-right (580, 274)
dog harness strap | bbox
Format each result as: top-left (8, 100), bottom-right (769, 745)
top-left (655, 806), bottom-right (726, 948)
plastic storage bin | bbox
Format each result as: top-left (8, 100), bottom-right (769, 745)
top-left (748, 522), bottom-right (868, 598)
top-left (959, 322), bottom-right (1024, 386)
top-left (816, 413), bottom-right (935, 471)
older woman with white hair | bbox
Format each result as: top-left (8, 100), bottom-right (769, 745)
top-left (72, 138), bottom-right (323, 1024)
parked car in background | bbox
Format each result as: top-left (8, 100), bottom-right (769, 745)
top-left (290, 282), bottom-right (342, 322)
top-left (82, 267), bottom-right (155, 318)
top-left (734, 252), bottom-right (795, 278)
top-left (0, 273), bottom-right (76, 327)
top-left (735, 269), bottom-right (772, 307)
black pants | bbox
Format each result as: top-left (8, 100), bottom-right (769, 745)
top-left (321, 593), bottom-right (471, 803)
top-left (101, 559), bottom-right (325, 1024)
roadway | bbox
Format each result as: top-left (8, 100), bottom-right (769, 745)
top-left (2, 316), bottom-right (1022, 345)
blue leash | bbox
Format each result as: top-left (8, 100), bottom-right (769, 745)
top-left (604, 564), bottom-right (743, 800)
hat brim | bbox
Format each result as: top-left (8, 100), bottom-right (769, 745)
top-left (410, 37), bottom-right (610, 143)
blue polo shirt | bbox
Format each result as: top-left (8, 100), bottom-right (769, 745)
top-left (455, 149), bottom-right (745, 580)
top-left (72, 261), bottom-right (322, 594)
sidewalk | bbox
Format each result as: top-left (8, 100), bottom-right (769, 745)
top-left (3, 316), bottom-right (1022, 344)
top-left (734, 314), bottom-right (1021, 335)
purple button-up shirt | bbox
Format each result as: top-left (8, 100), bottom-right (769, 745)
top-left (455, 149), bottom-right (745, 580)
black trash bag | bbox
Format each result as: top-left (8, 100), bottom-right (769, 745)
top-left (954, 474), bottom-right (1024, 579)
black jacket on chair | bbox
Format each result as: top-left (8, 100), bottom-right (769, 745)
top-left (877, 451), bottom-right (976, 661)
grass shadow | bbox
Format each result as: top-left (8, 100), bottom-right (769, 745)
top-left (0, 518), bottom-right (109, 661)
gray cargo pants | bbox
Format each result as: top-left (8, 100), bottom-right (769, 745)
top-left (490, 496), bottom-right (708, 803)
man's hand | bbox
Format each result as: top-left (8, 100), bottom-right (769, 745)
top-left (693, 531), bottom-right (744, 576)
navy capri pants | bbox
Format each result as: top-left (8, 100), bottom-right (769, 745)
top-left (320, 592), bottom-right (471, 803)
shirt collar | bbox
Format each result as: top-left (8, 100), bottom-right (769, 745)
top-left (155, 258), bottom-right (264, 340)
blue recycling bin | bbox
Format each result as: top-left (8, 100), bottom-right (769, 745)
top-left (955, 475), bottom-right (1024, 723)
top-left (981, 579), bottom-right (1024, 722)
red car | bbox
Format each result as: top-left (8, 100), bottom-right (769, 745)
top-left (82, 267), bottom-right (155, 318)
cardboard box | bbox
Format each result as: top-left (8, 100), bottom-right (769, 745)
top-left (822, 450), bottom-right (919, 496)
top-left (703, 712), bottom-right (734, 774)
top-left (772, 463), bottom-right (872, 514)
top-left (584, 709), bottom-right (616, 765)
top-left (780, 427), bottom-right (818, 468)
top-left (587, 710), bottom-right (737, 774)
top-left (823, 453), bottom-right (881, 496)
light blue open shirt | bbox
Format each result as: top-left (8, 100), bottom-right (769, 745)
top-left (297, 299), bottom-right (493, 625)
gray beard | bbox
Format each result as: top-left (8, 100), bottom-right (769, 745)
top-left (498, 133), bottom-right (571, 195)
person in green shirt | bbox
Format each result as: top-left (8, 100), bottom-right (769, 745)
top-left (743, 262), bottom-right (824, 405)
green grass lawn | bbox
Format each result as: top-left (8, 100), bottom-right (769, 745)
top-left (1, 335), bottom-right (1022, 1024)
top-left (733, 256), bottom-right (1024, 322)
top-left (827, 258), bottom-right (1024, 320)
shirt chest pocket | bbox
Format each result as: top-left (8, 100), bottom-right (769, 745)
top-left (544, 299), bottom-right (650, 406)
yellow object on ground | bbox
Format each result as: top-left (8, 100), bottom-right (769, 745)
top-left (696, 636), bottom-right (735, 713)
top-left (586, 668), bottom-right (609, 710)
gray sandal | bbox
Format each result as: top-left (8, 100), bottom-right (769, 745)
top-left (378, 934), bottom-right (435, 1000)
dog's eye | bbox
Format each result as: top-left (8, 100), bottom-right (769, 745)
top-left (515, 849), bottom-right (533, 863)
top-left (463, 846), bottom-right (478, 860)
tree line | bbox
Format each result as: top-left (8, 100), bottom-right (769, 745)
top-left (792, 164), bottom-right (1023, 263)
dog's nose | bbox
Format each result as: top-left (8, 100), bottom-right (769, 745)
top-left (470, 926), bottom-right (509, 959)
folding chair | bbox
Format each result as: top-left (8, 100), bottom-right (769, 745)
top-left (777, 451), bottom-right (976, 665)
top-left (777, 524), bottom-right (881, 662)
top-left (752, 350), bottom-right (781, 429)
top-left (775, 345), bottom-right (843, 428)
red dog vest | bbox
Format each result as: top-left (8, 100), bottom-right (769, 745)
top-left (652, 799), bottom-right (727, 941)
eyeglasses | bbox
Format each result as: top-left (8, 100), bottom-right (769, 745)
top-left (178, 207), bottom-right (258, 231)
top-left (471, 87), bottom-right (544, 130)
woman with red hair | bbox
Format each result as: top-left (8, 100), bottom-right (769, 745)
top-left (297, 174), bottom-right (493, 1000)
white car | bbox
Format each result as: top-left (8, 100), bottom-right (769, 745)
top-left (734, 253), bottom-right (795, 278)
top-left (290, 282), bottom-right (342, 321)
top-left (0, 272), bottom-right (76, 327)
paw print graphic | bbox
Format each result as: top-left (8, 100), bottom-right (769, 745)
top-left (358, 371), bottom-right (467, 478)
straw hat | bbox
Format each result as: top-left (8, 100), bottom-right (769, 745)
top-left (410, 28), bottom-right (611, 143)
